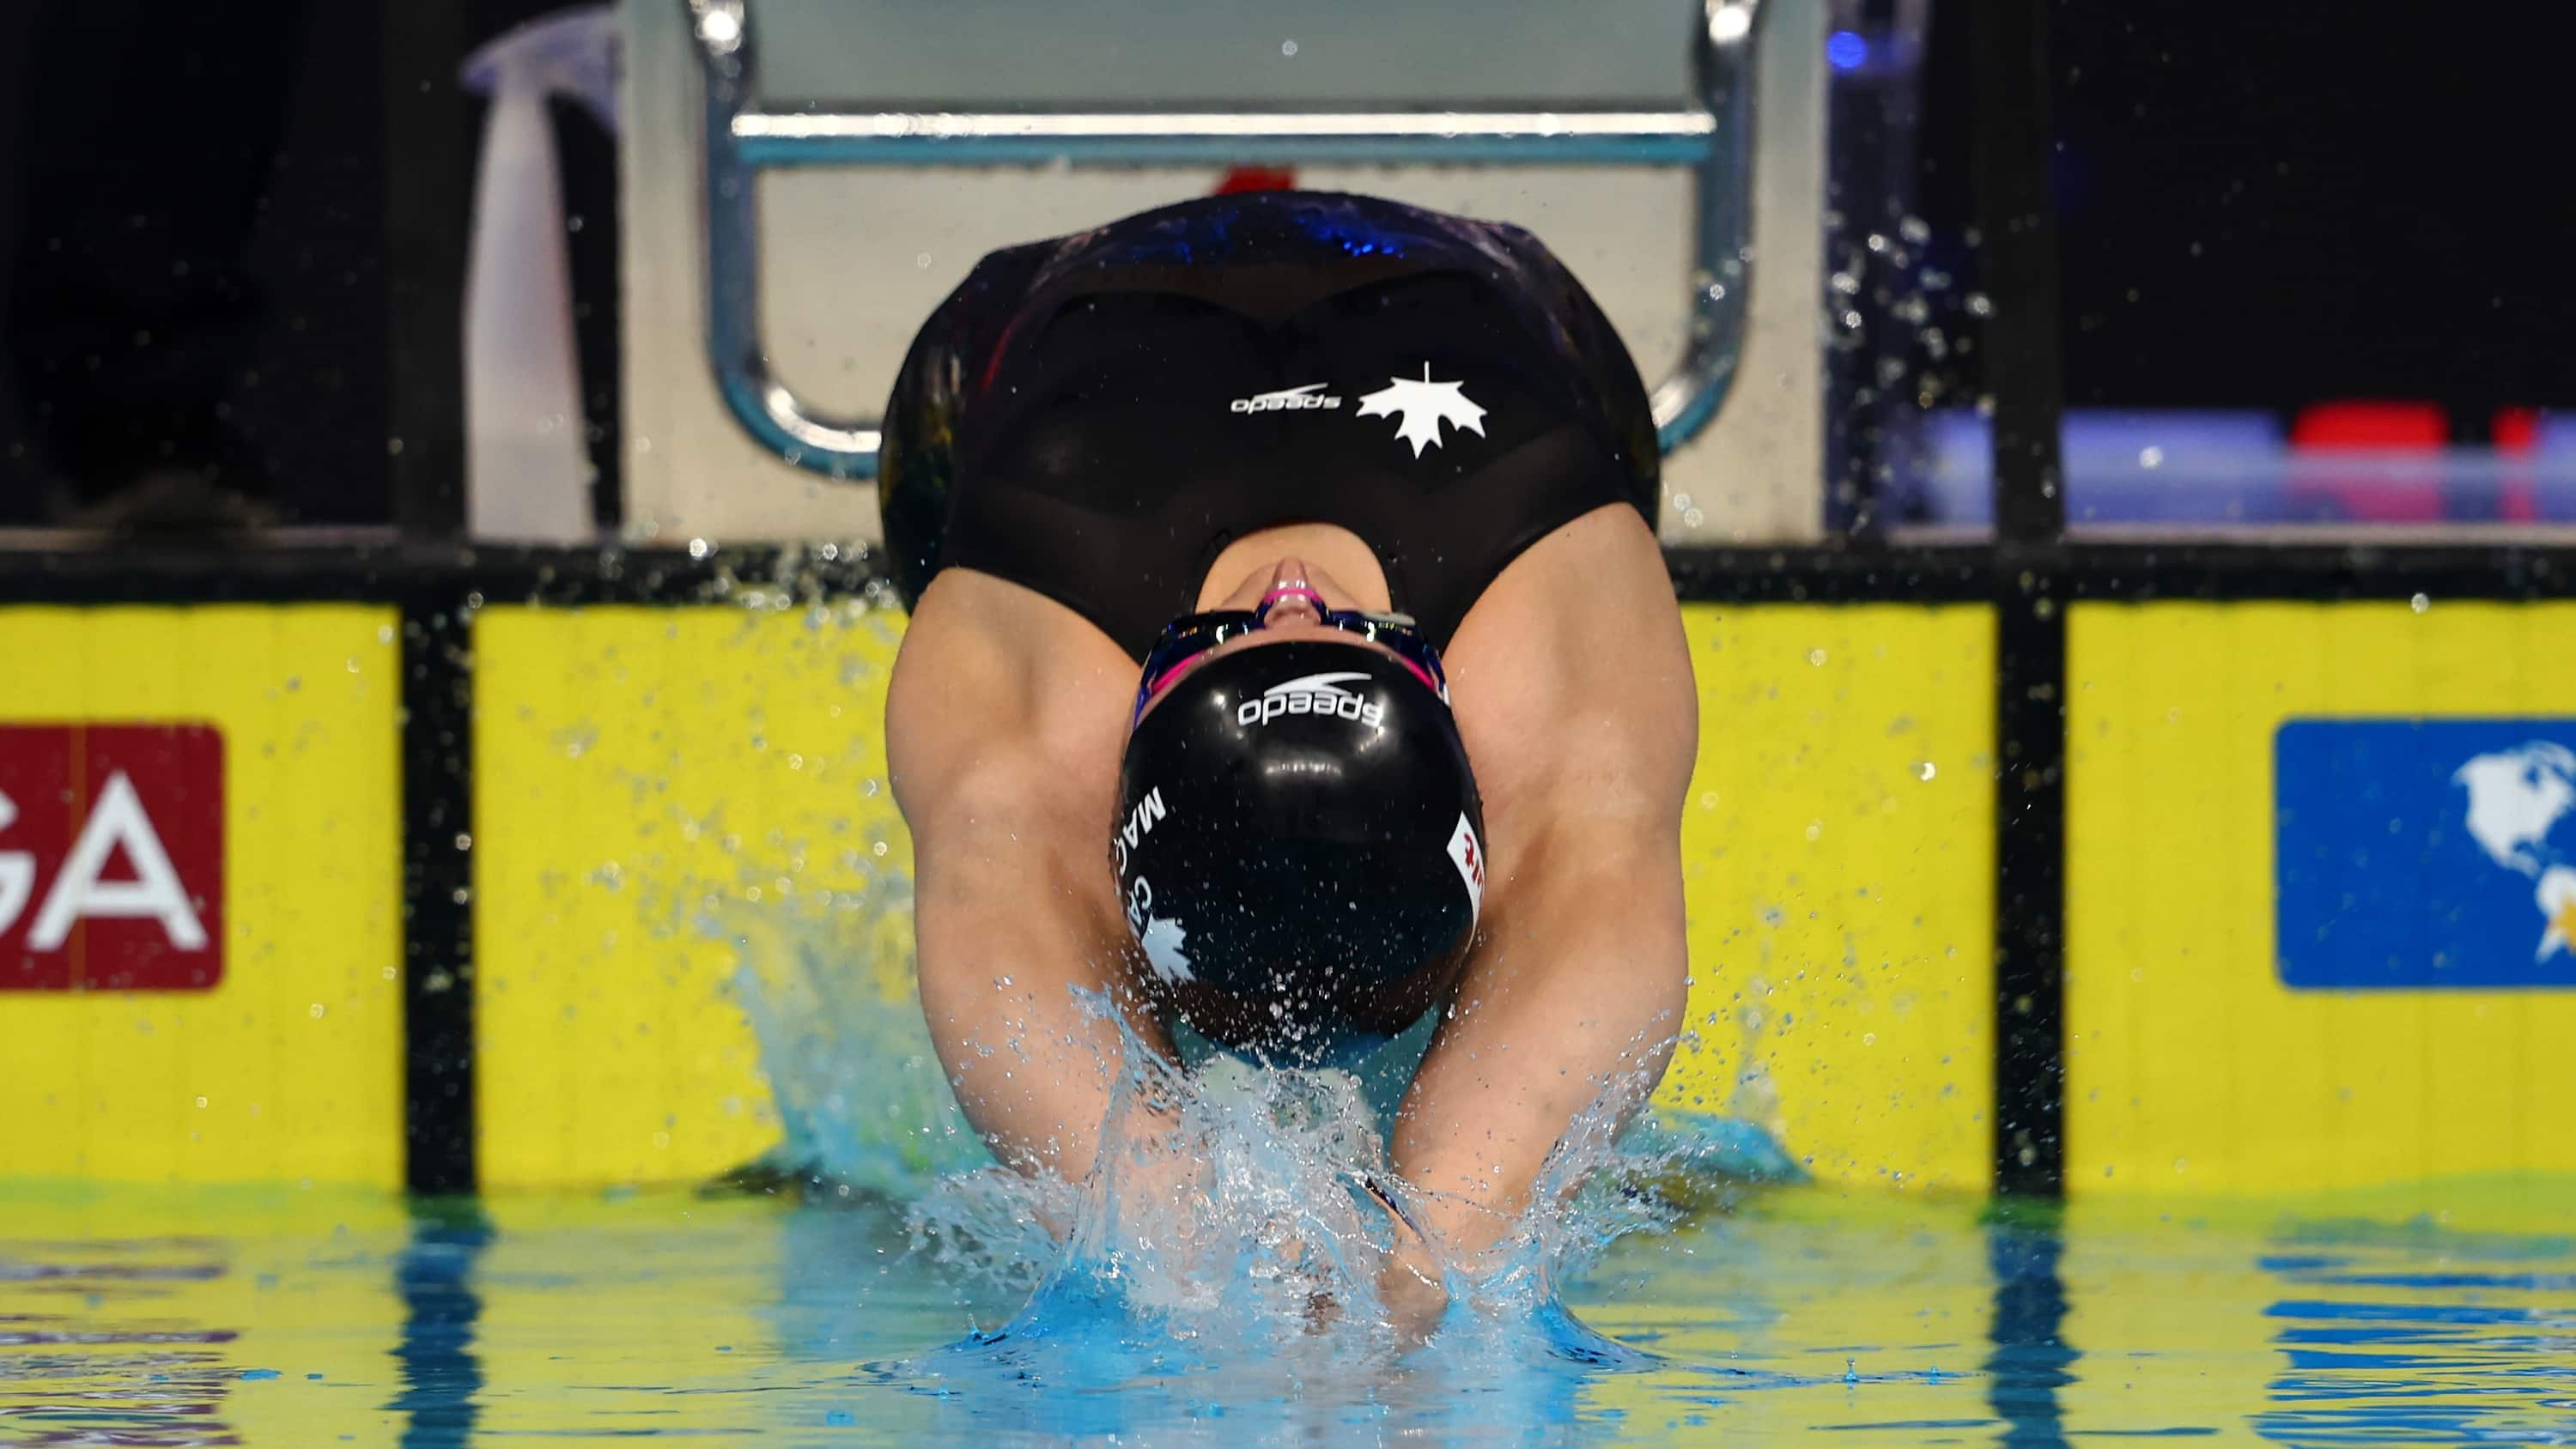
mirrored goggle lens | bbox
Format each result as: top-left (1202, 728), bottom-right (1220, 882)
top-left (1131, 609), bottom-right (1447, 720)
top-left (1133, 615), bottom-right (1254, 718)
top-left (1321, 612), bottom-right (1445, 694)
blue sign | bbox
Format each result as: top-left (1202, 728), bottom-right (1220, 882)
top-left (2275, 719), bottom-right (2576, 990)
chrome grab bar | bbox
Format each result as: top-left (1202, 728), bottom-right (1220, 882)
top-left (686, 0), bottom-right (1762, 481)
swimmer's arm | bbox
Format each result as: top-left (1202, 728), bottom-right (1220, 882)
top-left (888, 579), bottom-right (1169, 1191)
top-left (1382, 815), bottom-right (1691, 1312)
top-left (1378, 505), bottom-right (1699, 1329)
top-left (907, 764), bottom-right (1155, 1185)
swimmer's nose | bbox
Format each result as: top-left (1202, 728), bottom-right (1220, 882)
top-left (1260, 558), bottom-right (1324, 626)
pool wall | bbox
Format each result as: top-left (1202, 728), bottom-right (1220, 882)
top-left (2065, 601), bottom-right (2576, 1193)
top-left (0, 604), bottom-right (405, 1188)
top-left (4, 548), bottom-right (2574, 1210)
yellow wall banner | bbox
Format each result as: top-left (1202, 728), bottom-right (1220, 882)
top-left (0, 606), bottom-right (404, 1185)
top-left (1661, 603), bottom-right (1996, 1193)
top-left (2065, 601), bottom-right (2576, 1197)
top-left (474, 601), bottom-right (1996, 1194)
top-left (472, 601), bottom-right (914, 1190)
top-left (11, 582), bottom-right (2573, 1206)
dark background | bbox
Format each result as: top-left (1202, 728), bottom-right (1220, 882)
top-left (0, 0), bottom-right (2563, 527)
top-left (0, 0), bottom-right (619, 529)
top-left (2046, 4), bottom-right (2576, 433)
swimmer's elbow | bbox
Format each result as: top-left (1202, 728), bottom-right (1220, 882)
top-left (903, 757), bottom-right (1107, 855)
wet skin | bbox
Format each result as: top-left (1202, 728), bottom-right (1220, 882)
top-left (884, 507), bottom-right (1698, 1331)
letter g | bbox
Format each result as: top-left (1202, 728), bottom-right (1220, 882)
top-left (0, 789), bottom-right (30, 936)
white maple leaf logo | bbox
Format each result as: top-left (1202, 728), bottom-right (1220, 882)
top-left (1139, 915), bottom-right (1194, 983)
top-left (1356, 366), bottom-right (1486, 458)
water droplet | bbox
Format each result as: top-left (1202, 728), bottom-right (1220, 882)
top-left (2410, 592), bottom-right (2431, 614)
top-left (1916, 761), bottom-right (1937, 781)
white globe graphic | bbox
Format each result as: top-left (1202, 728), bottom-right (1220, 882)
top-left (2452, 742), bottom-right (2576, 961)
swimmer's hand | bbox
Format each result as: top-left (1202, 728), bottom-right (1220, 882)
top-left (1303, 1288), bottom-right (1341, 1335)
top-left (1281, 1249), bottom-right (1434, 1340)
top-left (1378, 1244), bottom-right (1448, 1345)
top-left (1357, 1171), bottom-right (1450, 1344)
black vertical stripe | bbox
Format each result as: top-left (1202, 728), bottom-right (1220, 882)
top-left (1971, 0), bottom-right (2071, 1196)
top-left (400, 592), bottom-right (476, 1196)
top-left (1993, 577), bottom-right (2067, 1197)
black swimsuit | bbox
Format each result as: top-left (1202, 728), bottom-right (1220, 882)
top-left (878, 191), bottom-right (1660, 659)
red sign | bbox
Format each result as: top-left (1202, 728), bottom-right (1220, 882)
top-left (0, 724), bottom-right (224, 991)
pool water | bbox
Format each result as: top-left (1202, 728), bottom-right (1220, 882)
top-left (4, 1178), bottom-right (2573, 1446)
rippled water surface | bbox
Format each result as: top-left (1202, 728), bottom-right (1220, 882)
top-left (4, 1179), bottom-right (2573, 1446)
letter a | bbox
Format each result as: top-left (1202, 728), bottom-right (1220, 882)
top-left (29, 771), bottom-right (210, 951)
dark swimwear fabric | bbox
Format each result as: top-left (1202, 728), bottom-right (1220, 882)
top-left (878, 191), bottom-right (1659, 659)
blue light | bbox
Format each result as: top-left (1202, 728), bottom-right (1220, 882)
top-left (1826, 30), bottom-right (1868, 71)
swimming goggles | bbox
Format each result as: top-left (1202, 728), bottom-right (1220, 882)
top-left (1132, 585), bottom-right (1449, 723)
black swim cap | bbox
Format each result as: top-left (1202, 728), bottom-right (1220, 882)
top-left (1111, 640), bottom-right (1486, 1063)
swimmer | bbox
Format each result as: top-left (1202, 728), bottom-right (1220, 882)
top-left (879, 191), bottom-right (1695, 1332)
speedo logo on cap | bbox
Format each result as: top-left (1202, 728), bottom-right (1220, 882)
top-left (1229, 383), bottom-right (1344, 414)
top-left (1237, 671), bottom-right (1386, 729)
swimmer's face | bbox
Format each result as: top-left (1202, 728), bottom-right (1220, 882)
top-left (1131, 556), bottom-right (1430, 727)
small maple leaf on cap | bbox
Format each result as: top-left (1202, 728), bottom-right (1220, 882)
top-left (1357, 365), bottom-right (1486, 458)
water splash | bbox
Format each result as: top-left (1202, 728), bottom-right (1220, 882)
top-left (899, 992), bottom-right (1800, 1373)
top-left (719, 856), bottom-right (1803, 1369)
top-left (718, 864), bottom-right (992, 1200)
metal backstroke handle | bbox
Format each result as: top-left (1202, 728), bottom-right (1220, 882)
top-left (686, 0), bottom-right (1762, 481)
